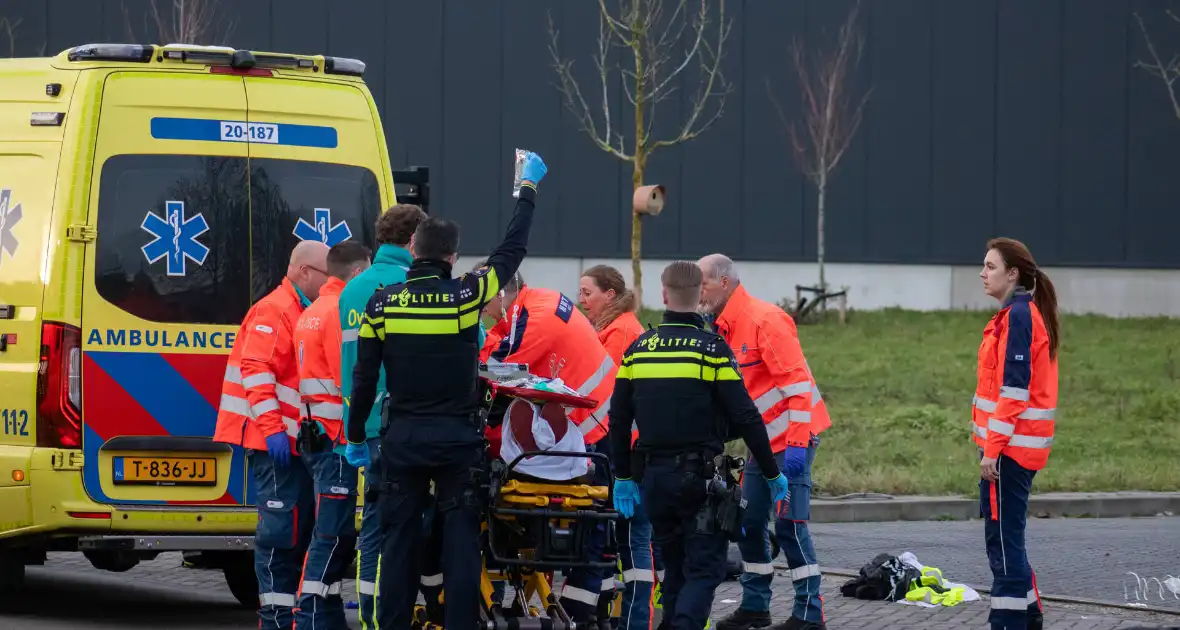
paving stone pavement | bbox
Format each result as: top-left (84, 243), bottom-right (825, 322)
top-left (806, 515), bottom-right (1180, 610)
top-left (13, 551), bottom-right (1178, 629)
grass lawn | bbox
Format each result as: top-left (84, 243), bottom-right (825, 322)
top-left (636, 308), bottom-right (1180, 497)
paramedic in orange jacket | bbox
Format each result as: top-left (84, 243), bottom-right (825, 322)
top-left (580, 265), bottom-right (645, 364)
top-left (698, 254), bottom-right (831, 630)
top-left (213, 240), bottom-right (330, 630)
top-left (292, 242), bottom-right (371, 630)
top-left (974, 238), bottom-right (1059, 630)
top-left (479, 272), bottom-right (618, 622)
top-left (578, 265), bottom-right (656, 630)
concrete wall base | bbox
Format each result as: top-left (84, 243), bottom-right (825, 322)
top-left (455, 256), bottom-right (1180, 318)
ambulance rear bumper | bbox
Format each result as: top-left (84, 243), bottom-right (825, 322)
top-left (76, 535), bottom-right (254, 551)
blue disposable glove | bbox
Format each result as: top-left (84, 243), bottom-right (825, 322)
top-left (345, 442), bottom-right (371, 469)
top-left (767, 473), bottom-right (790, 504)
top-left (520, 152), bottom-right (547, 185)
top-left (782, 446), bottom-right (807, 478)
top-left (613, 479), bottom-right (641, 519)
top-left (265, 432), bottom-right (290, 468)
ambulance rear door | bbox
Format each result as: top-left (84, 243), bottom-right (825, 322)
top-left (80, 70), bottom-right (252, 508)
top-left (242, 75), bottom-right (389, 303)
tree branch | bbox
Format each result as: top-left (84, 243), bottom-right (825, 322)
top-left (771, 0), bottom-right (870, 187)
top-left (650, 0), bottom-right (733, 151)
top-left (1, 16), bottom-right (21, 58)
top-left (547, 12), bottom-right (634, 162)
top-left (647, 0), bottom-right (708, 104)
top-left (598, 0), bottom-right (636, 48)
top-left (136, 0), bottom-right (236, 47)
top-left (1134, 10), bottom-right (1180, 122)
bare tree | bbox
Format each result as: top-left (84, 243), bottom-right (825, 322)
top-left (768, 1), bottom-right (870, 294)
top-left (1, 15), bottom-right (20, 58)
top-left (123, 0), bottom-right (235, 46)
top-left (1133, 10), bottom-right (1180, 122)
top-left (548, 0), bottom-right (732, 304)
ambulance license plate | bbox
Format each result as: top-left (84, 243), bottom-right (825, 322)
top-left (112, 457), bottom-right (216, 486)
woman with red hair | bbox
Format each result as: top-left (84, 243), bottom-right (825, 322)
top-left (973, 238), bottom-right (1060, 630)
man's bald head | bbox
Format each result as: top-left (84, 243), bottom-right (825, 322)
top-left (287, 241), bottom-right (331, 300)
top-left (697, 253), bottom-right (740, 315)
top-left (290, 240), bottom-right (329, 267)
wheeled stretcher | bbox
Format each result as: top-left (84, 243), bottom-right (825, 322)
top-left (411, 376), bottom-right (622, 630)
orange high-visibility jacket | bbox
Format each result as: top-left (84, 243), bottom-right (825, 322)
top-left (713, 284), bottom-right (831, 451)
top-left (972, 290), bottom-right (1057, 470)
top-left (597, 311), bottom-right (645, 444)
top-left (480, 286), bottom-right (616, 444)
top-left (294, 277), bottom-right (346, 444)
top-left (213, 278), bottom-right (307, 452)
top-left (598, 311), bottom-right (645, 366)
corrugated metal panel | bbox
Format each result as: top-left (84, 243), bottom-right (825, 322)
top-left (10, 0), bottom-right (1180, 268)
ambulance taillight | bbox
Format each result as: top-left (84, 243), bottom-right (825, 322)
top-left (36, 323), bottom-right (82, 448)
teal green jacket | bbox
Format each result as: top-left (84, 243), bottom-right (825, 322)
top-left (339, 244), bottom-right (412, 441)
top-left (338, 244), bottom-right (492, 444)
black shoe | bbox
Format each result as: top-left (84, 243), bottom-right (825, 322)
top-left (716, 609), bottom-right (772, 630)
top-left (770, 617), bottom-right (827, 630)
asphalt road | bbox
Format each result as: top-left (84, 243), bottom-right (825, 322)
top-left (811, 515), bottom-right (1180, 610)
top-left (4, 561), bottom-right (1179, 630)
top-left (1, 515), bottom-right (1178, 629)
top-left (0, 562), bottom-right (252, 629)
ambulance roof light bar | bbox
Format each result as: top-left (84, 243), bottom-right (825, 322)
top-left (323, 56), bottom-right (365, 77)
top-left (67, 44), bottom-right (154, 63)
top-left (65, 43), bottom-right (364, 77)
top-left (164, 43), bottom-right (235, 51)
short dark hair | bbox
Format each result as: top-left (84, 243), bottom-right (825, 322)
top-left (473, 259), bottom-right (523, 292)
top-left (376, 204), bottom-right (427, 246)
top-left (661, 260), bottom-right (702, 310)
top-left (326, 241), bottom-right (371, 279)
top-left (413, 217), bottom-right (460, 260)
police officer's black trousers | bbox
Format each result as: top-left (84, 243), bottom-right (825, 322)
top-left (642, 460), bottom-right (727, 630)
top-left (376, 417), bottom-right (484, 630)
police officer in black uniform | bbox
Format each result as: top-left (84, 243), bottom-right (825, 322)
top-left (344, 152), bottom-right (548, 630)
top-left (607, 261), bottom-right (790, 630)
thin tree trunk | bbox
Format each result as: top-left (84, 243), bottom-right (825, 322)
top-left (817, 172), bottom-right (827, 294)
top-left (631, 152), bottom-right (646, 307)
top-left (631, 34), bottom-right (646, 308)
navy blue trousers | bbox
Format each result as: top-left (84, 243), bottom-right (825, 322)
top-left (376, 417), bottom-right (484, 630)
top-left (249, 451), bottom-right (315, 630)
top-left (981, 454), bottom-right (1043, 629)
top-left (643, 460), bottom-right (727, 630)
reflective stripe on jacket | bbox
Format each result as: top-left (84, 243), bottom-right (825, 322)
top-left (972, 290), bottom-right (1057, 470)
top-left (213, 278), bottom-right (308, 452)
top-left (339, 244), bottom-right (411, 440)
top-left (597, 311), bottom-right (645, 443)
top-left (480, 286), bottom-right (617, 444)
top-left (713, 284), bottom-right (831, 451)
top-left (295, 277), bottom-right (346, 443)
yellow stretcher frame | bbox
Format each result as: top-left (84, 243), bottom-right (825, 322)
top-left (412, 450), bottom-right (621, 630)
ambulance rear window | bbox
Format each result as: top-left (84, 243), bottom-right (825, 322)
top-left (94, 154), bottom-right (252, 325)
top-left (94, 156), bottom-right (381, 323)
top-left (248, 159), bottom-right (381, 303)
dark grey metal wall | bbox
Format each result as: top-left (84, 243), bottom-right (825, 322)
top-left (5, 0), bottom-right (1180, 268)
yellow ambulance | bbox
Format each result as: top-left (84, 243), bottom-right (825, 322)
top-left (0, 43), bottom-right (424, 603)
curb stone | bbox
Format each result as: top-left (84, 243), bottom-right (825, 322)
top-left (809, 492), bottom-right (1180, 523)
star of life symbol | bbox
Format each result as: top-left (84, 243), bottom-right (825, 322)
top-left (0, 189), bottom-right (22, 270)
top-left (140, 201), bottom-right (210, 277)
top-left (294, 208), bottom-right (352, 246)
